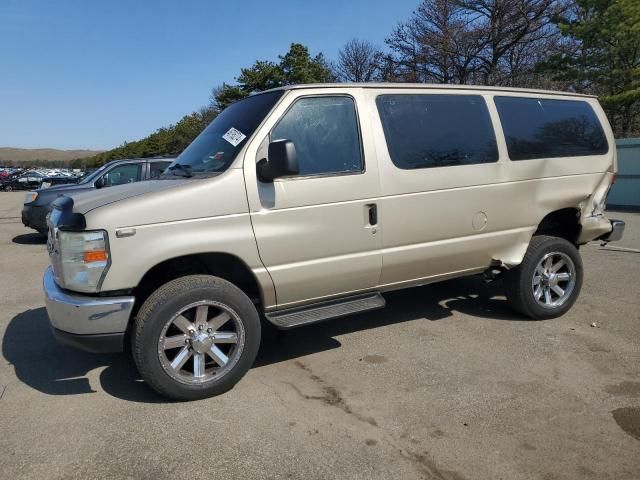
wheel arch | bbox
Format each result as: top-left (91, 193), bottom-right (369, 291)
top-left (489, 208), bottom-right (582, 270)
top-left (132, 252), bottom-right (266, 319)
top-left (533, 208), bottom-right (581, 244)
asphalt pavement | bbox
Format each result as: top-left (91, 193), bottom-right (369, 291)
top-left (0, 191), bottom-right (638, 480)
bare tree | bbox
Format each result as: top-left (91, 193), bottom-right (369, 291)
top-left (385, 21), bottom-right (427, 82)
top-left (335, 39), bottom-right (384, 82)
top-left (386, 0), bottom-right (483, 83)
top-left (456, 0), bottom-right (568, 85)
top-left (384, 0), bottom-right (569, 86)
top-left (377, 53), bottom-right (404, 82)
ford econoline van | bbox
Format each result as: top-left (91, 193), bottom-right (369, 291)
top-left (43, 84), bottom-right (625, 400)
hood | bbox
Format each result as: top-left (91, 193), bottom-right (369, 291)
top-left (37, 182), bottom-right (84, 193)
top-left (81, 168), bottom-right (246, 230)
top-left (67, 179), bottom-right (192, 214)
top-left (32, 182), bottom-right (93, 206)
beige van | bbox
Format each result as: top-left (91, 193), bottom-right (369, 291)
top-left (44, 84), bottom-right (625, 400)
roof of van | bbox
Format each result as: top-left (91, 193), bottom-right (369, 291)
top-left (261, 83), bottom-right (596, 99)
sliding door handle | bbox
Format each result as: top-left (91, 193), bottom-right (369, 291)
top-left (366, 204), bottom-right (378, 226)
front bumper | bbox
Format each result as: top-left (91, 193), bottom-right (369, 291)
top-left (21, 204), bottom-right (48, 233)
top-left (43, 266), bottom-right (135, 353)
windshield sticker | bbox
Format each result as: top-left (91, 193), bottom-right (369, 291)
top-left (222, 127), bottom-right (247, 147)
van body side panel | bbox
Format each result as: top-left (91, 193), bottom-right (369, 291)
top-left (377, 174), bottom-right (606, 286)
top-left (366, 89), bottom-right (615, 288)
top-left (86, 169), bottom-right (276, 307)
top-left (492, 94), bottom-right (617, 244)
top-left (243, 88), bottom-right (383, 309)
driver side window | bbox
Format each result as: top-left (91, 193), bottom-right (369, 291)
top-left (271, 96), bottom-right (363, 177)
top-left (101, 164), bottom-right (142, 187)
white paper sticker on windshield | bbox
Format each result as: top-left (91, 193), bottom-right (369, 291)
top-left (222, 127), bottom-right (247, 147)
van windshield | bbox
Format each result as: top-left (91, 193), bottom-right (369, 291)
top-left (167, 90), bottom-right (284, 175)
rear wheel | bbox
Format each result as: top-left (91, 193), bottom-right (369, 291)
top-left (133, 275), bottom-right (261, 401)
top-left (5, 185), bottom-right (12, 192)
top-left (504, 235), bottom-right (583, 320)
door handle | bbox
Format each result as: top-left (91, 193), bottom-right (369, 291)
top-left (366, 204), bottom-right (378, 226)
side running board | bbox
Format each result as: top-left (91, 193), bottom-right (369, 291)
top-left (265, 293), bottom-right (386, 329)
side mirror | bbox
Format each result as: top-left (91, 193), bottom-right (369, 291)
top-left (94, 177), bottom-right (105, 189)
top-left (257, 139), bottom-right (299, 182)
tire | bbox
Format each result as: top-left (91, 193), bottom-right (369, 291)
top-left (132, 275), bottom-right (261, 401)
top-left (504, 235), bottom-right (583, 320)
top-left (5, 186), bottom-right (12, 192)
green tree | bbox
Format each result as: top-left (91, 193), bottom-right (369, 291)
top-left (210, 83), bottom-right (250, 111)
top-left (542, 0), bottom-right (640, 136)
top-left (279, 43), bottom-right (334, 85)
top-left (239, 60), bottom-right (285, 91)
top-left (75, 106), bottom-right (217, 167)
top-left (212, 43), bottom-right (334, 109)
top-left (79, 42), bottom-right (333, 167)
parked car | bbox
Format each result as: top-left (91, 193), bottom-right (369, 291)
top-left (0, 172), bottom-right (18, 189)
top-left (1, 172), bottom-right (41, 191)
top-left (43, 84), bottom-right (624, 400)
top-left (40, 176), bottom-right (79, 189)
top-left (22, 157), bottom-right (174, 234)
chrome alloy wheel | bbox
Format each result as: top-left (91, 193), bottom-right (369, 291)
top-left (532, 252), bottom-right (576, 308)
top-left (157, 300), bottom-right (245, 385)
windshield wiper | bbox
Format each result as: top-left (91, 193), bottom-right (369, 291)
top-left (167, 163), bottom-right (193, 178)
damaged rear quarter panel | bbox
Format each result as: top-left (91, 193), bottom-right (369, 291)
top-left (367, 90), bottom-right (615, 285)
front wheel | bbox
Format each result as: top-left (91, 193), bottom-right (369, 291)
top-left (504, 235), bottom-right (583, 320)
top-left (132, 275), bottom-right (261, 401)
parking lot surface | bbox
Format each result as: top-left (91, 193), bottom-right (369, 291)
top-left (0, 191), bottom-right (638, 480)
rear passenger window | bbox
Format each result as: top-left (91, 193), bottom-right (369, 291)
top-left (375, 94), bottom-right (498, 169)
top-left (150, 161), bottom-right (171, 179)
top-left (271, 96), bottom-right (363, 176)
top-left (102, 164), bottom-right (142, 186)
top-left (494, 97), bottom-right (608, 160)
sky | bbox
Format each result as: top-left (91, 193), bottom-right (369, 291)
top-left (0, 0), bottom-right (417, 151)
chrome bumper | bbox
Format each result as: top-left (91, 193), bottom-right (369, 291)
top-left (598, 219), bottom-right (626, 243)
top-left (43, 266), bottom-right (135, 352)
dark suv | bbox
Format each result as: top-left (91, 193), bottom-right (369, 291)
top-left (22, 157), bottom-right (174, 234)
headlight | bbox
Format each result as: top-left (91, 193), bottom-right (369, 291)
top-left (24, 192), bottom-right (38, 204)
top-left (58, 230), bottom-right (110, 292)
